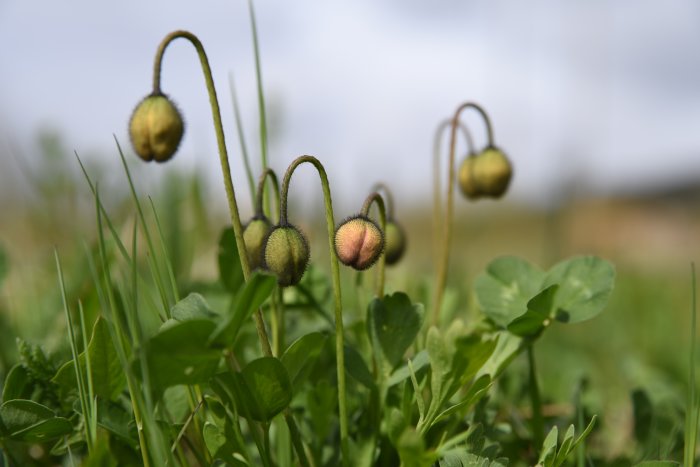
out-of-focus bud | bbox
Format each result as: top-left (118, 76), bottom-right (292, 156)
top-left (243, 216), bottom-right (273, 270)
top-left (129, 93), bottom-right (184, 162)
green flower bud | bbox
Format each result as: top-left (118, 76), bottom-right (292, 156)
top-left (474, 147), bottom-right (512, 198)
top-left (334, 215), bottom-right (384, 271)
top-left (457, 154), bottom-right (482, 200)
top-left (263, 225), bottom-right (310, 287)
top-left (384, 219), bottom-right (407, 265)
top-left (243, 216), bottom-right (272, 271)
top-left (129, 93), bottom-right (184, 163)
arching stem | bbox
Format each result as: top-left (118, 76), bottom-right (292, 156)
top-left (151, 31), bottom-right (312, 467)
top-left (255, 168), bottom-right (281, 223)
top-left (279, 155), bottom-right (350, 464)
top-left (151, 30), bottom-right (273, 356)
top-left (432, 118), bottom-right (476, 272)
top-left (371, 182), bottom-right (395, 219)
top-left (361, 192), bottom-right (387, 297)
top-left (431, 103), bottom-right (494, 326)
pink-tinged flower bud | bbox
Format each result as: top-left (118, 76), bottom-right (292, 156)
top-left (243, 216), bottom-right (272, 270)
top-left (263, 225), bottom-right (310, 287)
top-left (129, 93), bottom-right (184, 162)
top-left (334, 215), bottom-right (384, 271)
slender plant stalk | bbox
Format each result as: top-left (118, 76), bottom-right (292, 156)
top-left (527, 345), bottom-right (545, 448)
top-left (151, 30), bottom-right (273, 356)
top-left (152, 31), bottom-right (312, 466)
top-left (431, 102), bottom-right (494, 325)
top-left (360, 192), bottom-right (387, 297)
top-left (255, 168), bottom-right (281, 221)
top-left (686, 262), bottom-right (698, 466)
top-left (279, 155), bottom-right (349, 464)
top-left (431, 119), bottom-right (475, 283)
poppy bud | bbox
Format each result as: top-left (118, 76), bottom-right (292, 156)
top-left (384, 220), bottom-right (407, 265)
top-left (474, 147), bottom-right (512, 198)
top-left (263, 225), bottom-right (310, 287)
top-left (243, 216), bottom-right (272, 270)
top-left (334, 215), bottom-right (384, 271)
top-left (129, 93), bottom-right (184, 162)
top-left (457, 154), bottom-right (481, 200)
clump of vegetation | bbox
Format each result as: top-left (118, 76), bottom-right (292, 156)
top-left (1, 4), bottom-right (696, 467)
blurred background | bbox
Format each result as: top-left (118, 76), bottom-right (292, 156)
top-left (1, 0), bottom-right (700, 459)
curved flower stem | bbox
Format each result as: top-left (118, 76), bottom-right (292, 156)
top-left (279, 155), bottom-right (349, 464)
top-left (361, 192), bottom-right (387, 297)
top-left (371, 182), bottom-right (395, 219)
top-left (255, 168), bottom-right (281, 222)
top-left (431, 102), bottom-right (494, 326)
top-left (432, 118), bottom-right (476, 275)
top-left (151, 30), bottom-right (273, 355)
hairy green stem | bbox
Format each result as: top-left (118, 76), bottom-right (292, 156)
top-left (151, 30), bottom-right (273, 356)
top-left (431, 102), bottom-right (494, 325)
top-left (279, 155), bottom-right (349, 464)
top-left (361, 192), bottom-right (387, 297)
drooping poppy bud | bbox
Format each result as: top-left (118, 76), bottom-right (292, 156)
top-left (457, 154), bottom-right (481, 200)
top-left (334, 215), bottom-right (384, 271)
top-left (384, 219), bottom-right (407, 265)
top-left (129, 93), bottom-right (184, 162)
top-left (474, 147), bottom-right (512, 198)
top-left (263, 225), bottom-right (310, 287)
top-left (243, 216), bottom-right (273, 271)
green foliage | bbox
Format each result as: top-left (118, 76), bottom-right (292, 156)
top-left (477, 256), bottom-right (615, 335)
top-left (536, 416), bottom-right (597, 467)
top-left (0, 399), bottom-right (72, 442)
top-left (135, 318), bottom-right (221, 392)
top-left (212, 357), bottom-right (292, 423)
top-left (218, 226), bottom-right (245, 293)
top-left (53, 317), bottom-right (125, 401)
top-left (209, 271), bottom-right (276, 347)
top-left (368, 292), bottom-right (424, 371)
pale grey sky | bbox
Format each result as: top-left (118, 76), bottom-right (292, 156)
top-left (1, 0), bottom-right (699, 212)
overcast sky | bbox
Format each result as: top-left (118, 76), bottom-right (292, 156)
top-left (1, 0), bottom-right (700, 212)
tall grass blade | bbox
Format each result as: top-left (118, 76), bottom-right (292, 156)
top-left (114, 136), bottom-right (171, 315)
top-left (229, 73), bottom-right (256, 200)
top-left (148, 196), bottom-right (180, 302)
top-left (248, 0), bottom-right (268, 171)
top-left (54, 250), bottom-right (93, 453)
